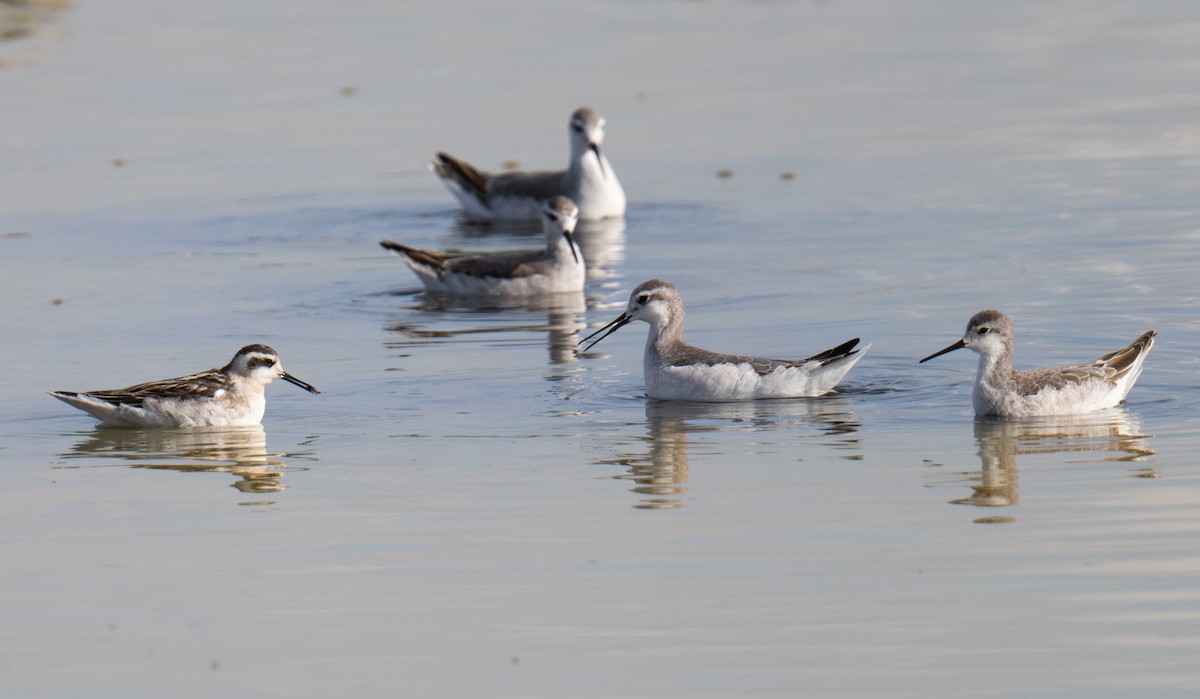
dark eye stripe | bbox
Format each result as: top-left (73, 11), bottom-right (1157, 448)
top-left (248, 356), bottom-right (277, 369)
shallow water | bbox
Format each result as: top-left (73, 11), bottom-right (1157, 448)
top-left (4, 1), bottom-right (1200, 696)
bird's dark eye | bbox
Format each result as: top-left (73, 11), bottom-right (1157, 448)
top-left (636, 294), bottom-right (650, 305)
top-left (978, 327), bottom-right (990, 335)
top-left (571, 124), bottom-right (584, 133)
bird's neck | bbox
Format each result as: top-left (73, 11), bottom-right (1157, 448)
top-left (647, 317), bottom-right (684, 356)
top-left (569, 148), bottom-right (608, 180)
top-left (976, 347), bottom-right (1015, 390)
top-left (550, 233), bottom-right (579, 261)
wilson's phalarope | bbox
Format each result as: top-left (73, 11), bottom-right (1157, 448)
top-left (430, 107), bottom-right (625, 221)
top-left (579, 279), bottom-right (868, 401)
top-left (920, 309), bottom-right (1155, 417)
top-left (380, 196), bottom-right (584, 296)
top-left (50, 344), bottom-right (320, 427)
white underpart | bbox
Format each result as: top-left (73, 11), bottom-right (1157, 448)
top-left (566, 149), bottom-right (624, 221)
top-left (434, 155), bottom-right (624, 222)
top-left (406, 258), bottom-right (584, 296)
top-left (644, 344), bottom-right (870, 401)
top-left (52, 359), bottom-right (287, 427)
top-left (53, 381), bottom-right (268, 427)
top-left (428, 169), bottom-right (547, 221)
top-left (404, 231), bottom-right (584, 297)
top-left (972, 350), bottom-right (1150, 417)
top-left (430, 111), bottom-right (625, 221)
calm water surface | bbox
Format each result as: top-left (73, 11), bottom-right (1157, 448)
top-left (3, 1), bottom-right (1200, 696)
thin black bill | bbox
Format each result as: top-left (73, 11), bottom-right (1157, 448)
top-left (919, 339), bottom-right (967, 364)
top-left (281, 372), bottom-right (321, 394)
top-left (578, 313), bottom-right (632, 352)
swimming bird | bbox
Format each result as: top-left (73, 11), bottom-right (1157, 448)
top-left (579, 279), bottom-right (868, 401)
top-left (50, 344), bottom-right (320, 427)
top-left (919, 309), bottom-right (1155, 417)
top-left (380, 195), bottom-right (585, 296)
top-left (429, 107), bottom-right (625, 221)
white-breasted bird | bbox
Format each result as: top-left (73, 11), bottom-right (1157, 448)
top-left (429, 107), bottom-right (625, 221)
top-left (50, 344), bottom-right (319, 427)
top-left (579, 279), bottom-right (868, 401)
top-left (920, 309), bottom-right (1155, 417)
top-left (380, 196), bottom-right (584, 296)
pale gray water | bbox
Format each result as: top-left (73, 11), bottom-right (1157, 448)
top-left (3, 1), bottom-right (1200, 696)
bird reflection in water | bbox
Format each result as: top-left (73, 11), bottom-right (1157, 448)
top-left (385, 292), bottom-right (589, 371)
top-left (951, 411), bottom-right (1155, 517)
top-left (572, 217), bottom-right (625, 282)
top-left (612, 402), bottom-right (693, 510)
top-left (600, 397), bottom-right (861, 510)
top-left (382, 215), bottom-right (620, 377)
top-left (445, 215), bottom-right (625, 283)
top-left (59, 425), bottom-right (302, 499)
top-left (0, 0), bottom-right (72, 69)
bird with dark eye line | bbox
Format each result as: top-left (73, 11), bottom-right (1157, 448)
top-left (50, 344), bottom-right (319, 427)
top-left (380, 196), bottom-right (585, 297)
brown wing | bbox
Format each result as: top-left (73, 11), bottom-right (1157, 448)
top-left (1094, 330), bottom-right (1156, 378)
top-left (1014, 330), bottom-right (1155, 395)
top-left (432, 152), bottom-right (492, 204)
top-left (80, 370), bottom-right (229, 407)
top-left (1015, 366), bottom-right (1108, 394)
top-left (380, 240), bottom-right (448, 272)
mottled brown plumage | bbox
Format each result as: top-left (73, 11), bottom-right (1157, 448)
top-left (921, 309), bottom-right (1155, 416)
top-left (50, 344), bottom-right (319, 427)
